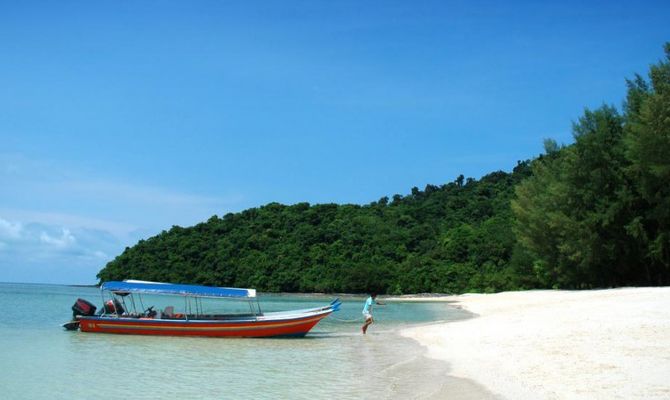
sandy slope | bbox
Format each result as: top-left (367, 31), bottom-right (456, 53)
top-left (400, 288), bottom-right (670, 400)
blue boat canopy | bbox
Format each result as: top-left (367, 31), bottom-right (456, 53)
top-left (101, 280), bottom-right (256, 299)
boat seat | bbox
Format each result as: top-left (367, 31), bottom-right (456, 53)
top-left (163, 306), bottom-right (174, 318)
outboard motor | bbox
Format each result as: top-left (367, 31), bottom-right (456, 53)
top-left (63, 298), bottom-right (97, 331)
top-left (72, 298), bottom-right (97, 319)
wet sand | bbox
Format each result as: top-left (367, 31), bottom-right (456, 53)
top-left (399, 288), bottom-right (670, 399)
top-left (378, 334), bottom-right (501, 400)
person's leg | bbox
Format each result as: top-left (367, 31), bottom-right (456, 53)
top-left (362, 316), bottom-right (373, 334)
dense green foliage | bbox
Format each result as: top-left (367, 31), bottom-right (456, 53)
top-left (98, 164), bottom-right (532, 294)
top-left (98, 44), bottom-right (670, 293)
top-left (512, 43), bottom-right (670, 287)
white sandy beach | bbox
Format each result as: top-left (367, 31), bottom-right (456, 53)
top-left (400, 287), bottom-right (670, 400)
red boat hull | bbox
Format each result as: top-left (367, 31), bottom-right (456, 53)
top-left (78, 312), bottom-right (331, 338)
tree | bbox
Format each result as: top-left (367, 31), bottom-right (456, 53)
top-left (513, 106), bottom-right (634, 287)
top-left (512, 43), bottom-right (670, 287)
top-left (624, 43), bottom-right (670, 283)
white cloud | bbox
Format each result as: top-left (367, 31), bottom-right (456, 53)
top-left (93, 250), bottom-right (108, 259)
top-left (0, 217), bottom-right (23, 240)
top-left (40, 228), bottom-right (76, 248)
top-left (0, 217), bottom-right (124, 283)
top-left (0, 209), bottom-right (138, 239)
top-left (0, 153), bottom-right (245, 283)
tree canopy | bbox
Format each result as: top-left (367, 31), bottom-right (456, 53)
top-left (98, 163), bottom-right (532, 294)
top-left (512, 43), bottom-right (670, 287)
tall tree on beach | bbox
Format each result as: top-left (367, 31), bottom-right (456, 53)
top-left (513, 43), bottom-right (670, 287)
top-left (623, 43), bottom-right (670, 283)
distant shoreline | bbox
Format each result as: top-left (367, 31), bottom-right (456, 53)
top-left (0, 281), bottom-right (460, 300)
top-left (0, 281), bottom-right (98, 287)
top-left (0, 282), bottom-right (450, 302)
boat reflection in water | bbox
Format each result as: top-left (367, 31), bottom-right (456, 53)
top-left (64, 280), bottom-right (340, 338)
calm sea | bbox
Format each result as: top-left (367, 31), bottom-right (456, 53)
top-left (0, 283), bottom-right (470, 400)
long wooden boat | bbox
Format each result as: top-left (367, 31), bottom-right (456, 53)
top-left (64, 280), bottom-right (340, 338)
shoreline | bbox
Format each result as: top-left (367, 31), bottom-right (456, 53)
top-left (400, 287), bottom-right (670, 400)
top-left (374, 300), bottom-right (500, 399)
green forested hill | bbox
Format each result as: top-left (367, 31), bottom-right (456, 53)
top-left (97, 44), bottom-right (670, 293)
top-left (97, 163), bottom-right (533, 294)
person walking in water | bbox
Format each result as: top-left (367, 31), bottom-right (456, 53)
top-left (361, 293), bottom-right (384, 334)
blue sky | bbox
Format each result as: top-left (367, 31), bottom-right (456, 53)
top-left (1, 0), bottom-right (669, 284)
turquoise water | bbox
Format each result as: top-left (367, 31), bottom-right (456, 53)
top-left (0, 283), bottom-right (469, 399)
